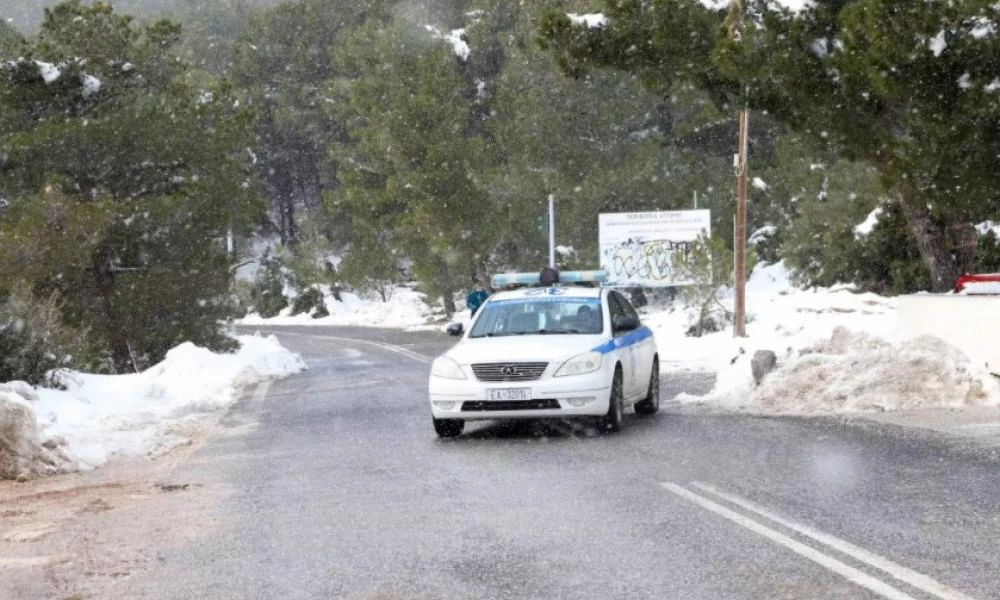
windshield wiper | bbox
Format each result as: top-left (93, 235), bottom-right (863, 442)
top-left (537, 329), bottom-right (572, 334)
top-left (481, 331), bottom-right (528, 337)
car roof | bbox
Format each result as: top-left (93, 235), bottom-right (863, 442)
top-left (488, 286), bottom-right (605, 302)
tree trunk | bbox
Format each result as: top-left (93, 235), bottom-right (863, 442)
top-left (474, 258), bottom-right (491, 291)
top-left (92, 247), bottom-right (132, 372)
top-left (277, 186), bottom-right (297, 247)
top-left (899, 200), bottom-right (961, 292)
top-left (951, 222), bottom-right (978, 276)
top-left (438, 261), bottom-right (457, 317)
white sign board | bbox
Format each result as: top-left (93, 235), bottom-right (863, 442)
top-left (599, 210), bottom-right (711, 286)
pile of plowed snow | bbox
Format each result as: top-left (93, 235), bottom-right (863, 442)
top-left (0, 383), bottom-right (69, 480)
top-left (647, 262), bottom-right (999, 413)
top-left (0, 334), bottom-right (305, 480)
top-left (756, 328), bottom-right (998, 413)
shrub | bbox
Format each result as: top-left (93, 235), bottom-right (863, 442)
top-left (290, 286), bottom-right (328, 318)
top-left (338, 245), bottom-right (401, 302)
top-left (251, 252), bottom-right (288, 318)
top-left (0, 284), bottom-right (91, 385)
top-left (672, 234), bottom-right (757, 337)
top-left (229, 279), bottom-right (254, 319)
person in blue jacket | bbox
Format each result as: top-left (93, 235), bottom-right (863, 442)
top-left (466, 283), bottom-right (489, 317)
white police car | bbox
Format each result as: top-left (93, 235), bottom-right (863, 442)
top-left (428, 271), bottom-right (659, 437)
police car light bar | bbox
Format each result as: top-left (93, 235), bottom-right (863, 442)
top-left (491, 270), bottom-right (609, 288)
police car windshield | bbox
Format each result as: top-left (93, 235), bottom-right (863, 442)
top-left (468, 296), bottom-right (603, 337)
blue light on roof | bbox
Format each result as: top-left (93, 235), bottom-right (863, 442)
top-left (491, 270), bottom-right (608, 288)
top-left (561, 271), bottom-right (609, 283)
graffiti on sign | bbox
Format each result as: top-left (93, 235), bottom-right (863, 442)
top-left (602, 239), bottom-right (700, 284)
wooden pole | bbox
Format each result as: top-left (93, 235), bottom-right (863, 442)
top-left (734, 109), bottom-right (748, 337)
top-left (729, 0), bottom-right (748, 338)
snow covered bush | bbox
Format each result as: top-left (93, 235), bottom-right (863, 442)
top-left (672, 234), bottom-right (754, 337)
top-left (290, 286), bottom-right (328, 318)
top-left (338, 245), bottom-right (401, 302)
top-left (0, 284), bottom-right (90, 385)
top-left (230, 279), bottom-right (255, 319)
top-left (251, 252), bottom-right (289, 318)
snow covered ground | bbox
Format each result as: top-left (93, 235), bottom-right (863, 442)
top-left (0, 335), bottom-right (305, 479)
top-left (239, 285), bottom-right (438, 330)
top-left (646, 262), bottom-right (999, 414)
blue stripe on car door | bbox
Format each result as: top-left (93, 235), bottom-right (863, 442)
top-left (591, 326), bottom-right (653, 355)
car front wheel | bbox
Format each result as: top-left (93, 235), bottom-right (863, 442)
top-left (433, 418), bottom-right (464, 438)
top-left (601, 367), bottom-right (625, 432)
top-left (635, 359), bottom-right (660, 416)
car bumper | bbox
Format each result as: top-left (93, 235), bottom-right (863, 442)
top-left (428, 375), bottom-right (611, 420)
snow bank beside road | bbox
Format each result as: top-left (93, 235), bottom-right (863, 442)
top-left (240, 285), bottom-right (435, 330)
top-left (757, 328), bottom-right (997, 413)
top-left (1, 335), bottom-right (305, 479)
top-left (647, 262), bottom-right (895, 373)
top-left (646, 262), bottom-right (998, 413)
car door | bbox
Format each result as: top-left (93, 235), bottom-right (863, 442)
top-left (616, 292), bottom-right (654, 392)
top-left (608, 292), bottom-right (640, 398)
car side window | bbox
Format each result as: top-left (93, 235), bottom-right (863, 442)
top-left (613, 292), bottom-right (641, 323)
top-left (607, 293), bottom-right (628, 334)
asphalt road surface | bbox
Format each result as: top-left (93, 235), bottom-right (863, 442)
top-left (110, 326), bottom-right (1000, 600)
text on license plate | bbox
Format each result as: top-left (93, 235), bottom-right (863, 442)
top-left (488, 388), bottom-right (531, 401)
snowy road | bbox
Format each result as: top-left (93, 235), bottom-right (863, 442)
top-left (89, 327), bottom-right (1000, 599)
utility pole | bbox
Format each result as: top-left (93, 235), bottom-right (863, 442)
top-left (729, 0), bottom-right (748, 338)
top-left (548, 193), bottom-right (556, 268)
top-left (528, 167), bottom-right (558, 269)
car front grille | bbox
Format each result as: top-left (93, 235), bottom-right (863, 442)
top-left (461, 400), bottom-right (561, 412)
top-left (471, 362), bottom-right (548, 382)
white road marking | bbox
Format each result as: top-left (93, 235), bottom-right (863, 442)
top-left (0, 554), bottom-right (74, 569)
top-left (691, 481), bottom-right (977, 600)
top-left (660, 483), bottom-right (920, 600)
top-left (335, 379), bottom-right (385, 390)
top-left (277, 331), bottom-right (433, 364)
top-left (251, 379), bottom-right (273, 406)
top-left (338, 347), bottom-right (364, 359)
top-left (3, 522), bottom-right (58, 542)
top-left (264, 379), bottom-right (386, 398)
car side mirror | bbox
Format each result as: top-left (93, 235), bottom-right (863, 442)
top-left (613, 315), bottom-right (639, 333)
top-left (446, 323), bottom-right (464, 337)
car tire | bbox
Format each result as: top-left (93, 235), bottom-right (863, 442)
top-left (635, 358), bottom-right (660, 416)
top-left (601, 367), bottom-right (625, 432)
top-left (433, 418), bottom-right (464, 438)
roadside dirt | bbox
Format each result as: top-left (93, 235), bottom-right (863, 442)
top-left (0, 421), bottom-right (221, 600)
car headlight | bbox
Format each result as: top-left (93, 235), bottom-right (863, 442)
top-left (554, 351), bottom-right (603, 377)
top-left (431, 356), bottom-right (466, 380)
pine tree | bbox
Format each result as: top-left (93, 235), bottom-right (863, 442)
top-left (332, 19), bottom-right (498, 315)
top-left (0, 19), bottom-right (24, 56)
top-left (0, 1), bottom-right (261, 371)
top-left (541, 0), bottom-right (1000, 291)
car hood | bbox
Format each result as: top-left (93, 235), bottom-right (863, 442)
top-left (446, 334), bottom-right (606, 365)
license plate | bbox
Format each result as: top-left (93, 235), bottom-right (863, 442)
top-left (488, 388), bottom-right (531, 401)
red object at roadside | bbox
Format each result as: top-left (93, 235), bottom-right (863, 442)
top-left (954, 273), bottom-right (1000, 293)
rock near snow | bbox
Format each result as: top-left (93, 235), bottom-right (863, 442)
top-left (751, 350), bottom-right (777, 385)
